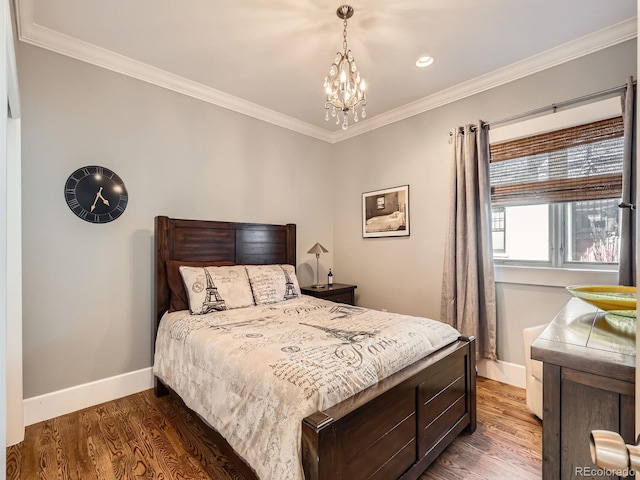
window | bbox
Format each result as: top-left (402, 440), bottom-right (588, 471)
top-left (490, 117), bottom-right (624, 268)
top-left (491, 206), bottom-right (505, 252)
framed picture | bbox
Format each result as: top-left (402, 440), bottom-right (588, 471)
top-left (362, 185), bottom-right (409, 238)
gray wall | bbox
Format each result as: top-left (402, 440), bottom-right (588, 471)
top-left (17, 42), bottom-right (334, 398)
top-left (332, 40), bottom-right (636, 366)
top-left (17, 36), bottom-right (636, 398)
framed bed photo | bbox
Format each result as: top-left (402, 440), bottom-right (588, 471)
top-left (362, 185), bottom-right (410, 238)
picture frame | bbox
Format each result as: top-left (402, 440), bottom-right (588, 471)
top-left (362, 185), bottom-right (410, 238)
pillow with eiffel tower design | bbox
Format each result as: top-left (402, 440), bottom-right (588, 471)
top-left (166, 260), bottom-right (235, 312)
top-left (245, 264), bottom-right (301, 305)
top-left (179, 265), bottom-right (255, 315)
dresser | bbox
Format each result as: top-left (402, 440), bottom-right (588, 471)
top-left (531, 298), bottom-right (635, 480)
top-left (300, 283), bottom-right (357, 305)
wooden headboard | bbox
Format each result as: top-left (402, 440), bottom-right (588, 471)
top-left (154, 216), bottom-right (296, 331)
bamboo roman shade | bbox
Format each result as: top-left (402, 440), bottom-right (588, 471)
top-left (489, 116), bottom-right (624, 205)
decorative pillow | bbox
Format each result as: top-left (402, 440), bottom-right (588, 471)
top-left (179, 265), bottom-right (255, 314)
top-left (245, 264), bottom-right (301, 305)
top-left (166, 260), bottom-right (234, 312)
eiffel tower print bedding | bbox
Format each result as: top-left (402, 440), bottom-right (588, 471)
top-left (154, 295), bottom-right (460, 480)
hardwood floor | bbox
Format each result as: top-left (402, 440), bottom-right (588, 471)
top-left (7, 377), bottom-right (541, 480)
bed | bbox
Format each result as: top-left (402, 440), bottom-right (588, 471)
top-left (153, 216), bottom-right (476, 480)
top-left (365, 210), bottom-right (406, 232)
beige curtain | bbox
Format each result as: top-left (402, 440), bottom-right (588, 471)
top-left (618, 76), bottom-right (636, 286)
top-left (441, 122), bottom-right (497, 360)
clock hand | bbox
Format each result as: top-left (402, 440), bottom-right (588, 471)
top-left (90, 188), bottom-right (102, 212)
top-left (96, 188), bottom-right (110, 207)
top-left (90, 186), bottom-right (110, 211)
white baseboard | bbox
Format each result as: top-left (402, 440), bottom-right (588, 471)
top-left (477, 359), bottom-right (526, 389)
top-left (21, 361), bottom-right (523, 427)
top-left (24, 367), bottom-right (154, 426)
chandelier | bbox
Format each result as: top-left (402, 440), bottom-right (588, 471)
top-left (323, 5), bottom-right (367, 130)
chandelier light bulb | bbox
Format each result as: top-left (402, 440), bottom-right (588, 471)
top-left (323, 5), bottom-right (367, 130)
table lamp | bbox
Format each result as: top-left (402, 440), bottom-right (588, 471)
top-left (307, 242), bottom-right (329, 288)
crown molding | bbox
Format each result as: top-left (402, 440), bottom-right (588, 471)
top-left (14, 0), bottom-right (637, 144)
top-left (331, 17), bottom-right (637, 143)
top-left (15, 0), bottom-right (334, 143)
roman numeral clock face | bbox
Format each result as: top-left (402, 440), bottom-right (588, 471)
top-left (64, 166), bottom-right (128, 224)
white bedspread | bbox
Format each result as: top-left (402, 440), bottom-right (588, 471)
top-left (154, 295), bottom-right (459, 480)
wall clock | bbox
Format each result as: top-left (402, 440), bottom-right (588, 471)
top-left (64, 165), bottom-right (128, 224)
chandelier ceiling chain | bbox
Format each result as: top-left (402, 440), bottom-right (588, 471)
top-left (323, 5), bottom-right (367, 131)
top-left (342, 18), bottom-right (348, 52)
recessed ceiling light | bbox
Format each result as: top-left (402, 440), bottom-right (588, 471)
top-left (415, 56), bottom-right (434, 68)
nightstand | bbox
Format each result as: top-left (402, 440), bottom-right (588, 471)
top-left (300, 283), bottom-right (357, 306)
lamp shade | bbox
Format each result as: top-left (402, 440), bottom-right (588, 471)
top-left (307, 243), bottom-right (329, 254)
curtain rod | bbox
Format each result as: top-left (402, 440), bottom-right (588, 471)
top-left (487, 82), bottom-right (633, 129)
top-left (449, 80), bottom-right (634, 138)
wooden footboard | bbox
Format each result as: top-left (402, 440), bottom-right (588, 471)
top-left (301, 336), bottom-right (476, 480)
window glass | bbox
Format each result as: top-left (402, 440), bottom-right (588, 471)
top-left (491, 206), bottom-right (505, 252)
top-left (492, 205), bottom-right (549, 262)
top-left (565, 198), bottom-right (620, 264)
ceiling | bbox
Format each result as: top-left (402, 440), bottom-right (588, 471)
top-left (14, 0), bottom-right (638, 143)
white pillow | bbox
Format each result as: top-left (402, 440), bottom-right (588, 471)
top-left (179, 265), bottom-right (255, 314)
top-left (245, 264), bottom-right (301, 305)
